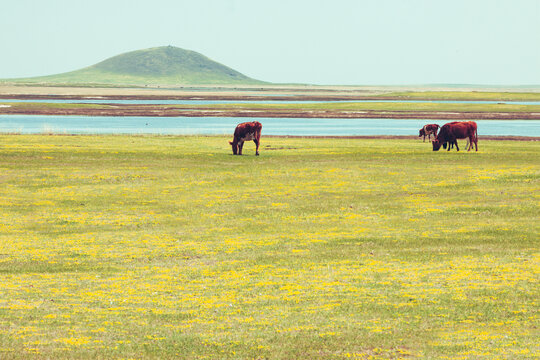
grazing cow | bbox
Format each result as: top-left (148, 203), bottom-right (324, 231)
top-left (432, 121), bottom-right (477, 152)
top-left (419, 124), bottom-right (440, 142)
top-left (229, 121), bottom-right (262, 155)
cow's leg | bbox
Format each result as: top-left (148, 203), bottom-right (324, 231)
top-left (454, 140), bottom-right (459, 152)
top-left (231, 140), bottom-right (238, 155)
top-left (253, 138), bottom-right (260, 156)
top-left (466, 137), bottom-right (471, 151)
top-left (238, 141), bottom-right (244, 155)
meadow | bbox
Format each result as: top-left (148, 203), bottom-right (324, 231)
top-left (207, 101), bottom-right (540, 115)
top-left (0, 135), bottom-right (538, 359)
top-left (378, 91), bottom-right (540, 102)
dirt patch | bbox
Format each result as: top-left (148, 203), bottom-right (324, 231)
top-left (263, 146), bottom-right (300, 150)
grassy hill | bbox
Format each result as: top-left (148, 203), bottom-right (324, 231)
top-left (6, 46), bottom-right (266, 86)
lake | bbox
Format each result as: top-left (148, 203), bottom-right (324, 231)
top-left (1, 115), bottom-right (539, 136)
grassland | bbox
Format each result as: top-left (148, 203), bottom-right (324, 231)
top-left (379, 91), bottom-right (540, 102)
top-left (0, 135), bottom-right (538, 359)
top-left (208, 101), bottom-right (540, 113)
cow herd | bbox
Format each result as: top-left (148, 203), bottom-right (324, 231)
top-left (422, 121), bottom-right (478, 152)
top-left (230, 120), bottom-right (478, 155)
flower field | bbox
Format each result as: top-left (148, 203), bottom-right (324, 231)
top-left (0, 135), bottom-right (538, 359)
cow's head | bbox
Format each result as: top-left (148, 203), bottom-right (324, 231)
top-left (419, 129), bottom-right (424, 137)
top-left (432, 139), bottom-right (442, 151)
top-left (229, 141), bottom-right (238, 155)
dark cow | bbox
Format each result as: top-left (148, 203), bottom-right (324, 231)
top-left (229, 121), bottom-right (262, 155)
top-left (432, 121), bottom-right (477, 152)
top-left (419, 124), bottom-right (440, 142)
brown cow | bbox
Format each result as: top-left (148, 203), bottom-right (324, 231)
top-left (229, 121), bottom-right (262, 155)
top-left (465, 121), bottom-right (478, 151)
top-left (432, 121), bottom-right (478, 152)
top-left (419, 124), bottom-right (440, 142)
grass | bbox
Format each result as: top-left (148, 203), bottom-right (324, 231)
top-left (0, 102), bottom-right (110, 111)
top-left (0, 135), bottom-right (538, 359)
top-left (2, 101), bottom-right (539, 117)
top-left (379, 91), bottom-right (540, 101)
top-left (207, 101), bottom-right (540, 113)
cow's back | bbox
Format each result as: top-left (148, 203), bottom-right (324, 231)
top-left (439, 122), bottom-right (470, 140)
top-left (234, 121), bottom-right (262, 138)
top-left (426, 124), bottom-right (439, 132)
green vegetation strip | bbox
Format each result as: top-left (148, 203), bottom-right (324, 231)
top-left (207, 101), bottom-right (540, 113)
top-left (2, 101), bottom-right (540, 114)
top-left (380, 91), bottom-right (540, 101)
top-left (0, 102), bottom-right (113, 110)
top-left (0, 135), bottom-right (538, 359)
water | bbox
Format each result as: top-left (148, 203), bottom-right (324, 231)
top-left (1, 115), bottom-right (538, 136)
top-left (1, 98), bottom-right (540, 105)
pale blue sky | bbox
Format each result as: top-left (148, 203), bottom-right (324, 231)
top-left (1, 0), bottom-right (539, 85)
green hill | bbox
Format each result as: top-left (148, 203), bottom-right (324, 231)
top-left (7, 46), bottom-right (266, 86)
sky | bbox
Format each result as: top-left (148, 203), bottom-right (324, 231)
top-left (1, 0), bottom-right (539, 85)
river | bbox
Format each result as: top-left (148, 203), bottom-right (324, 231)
top-left (1, 115), bottom-right (538, 136)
